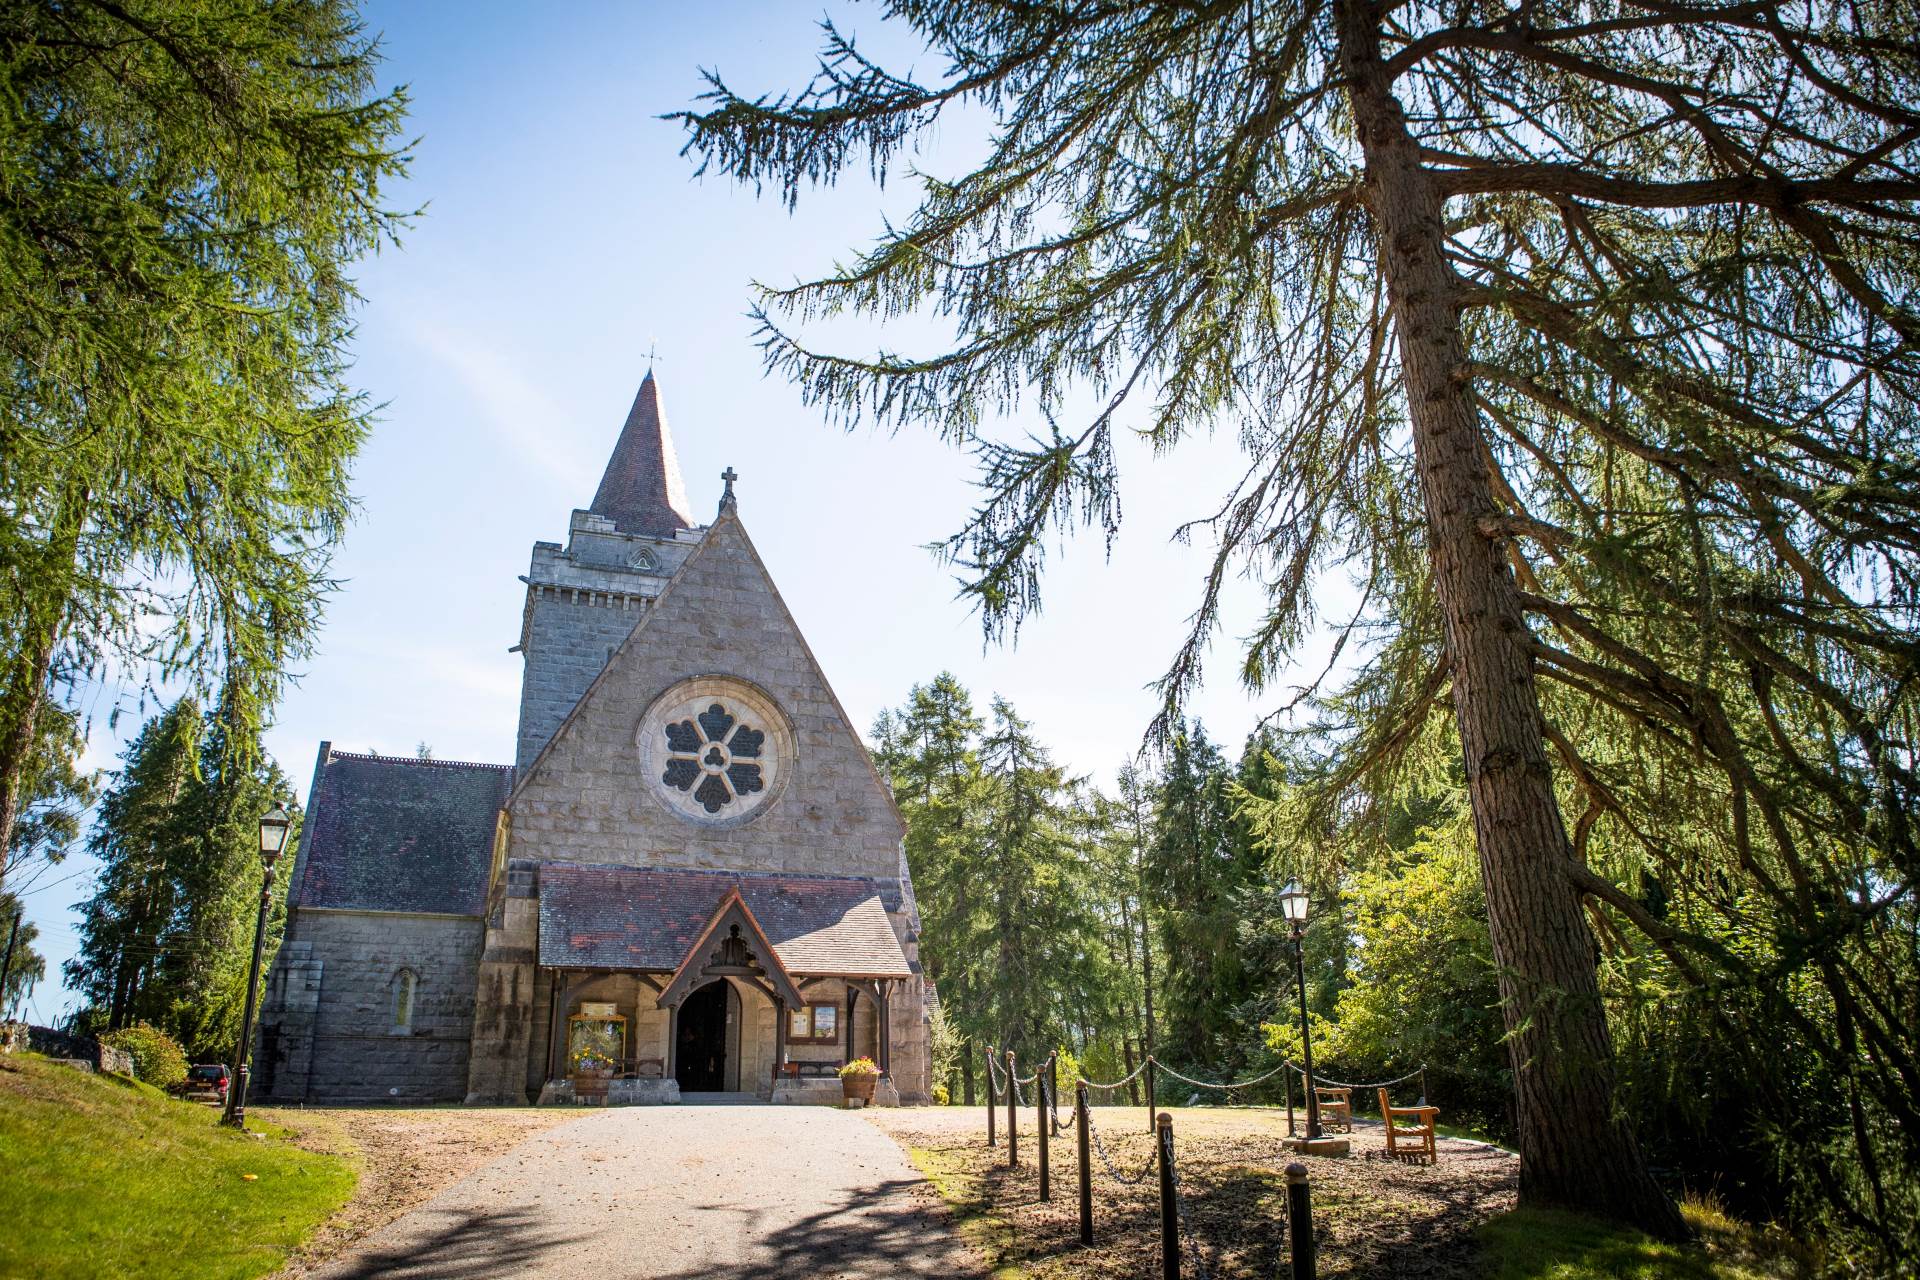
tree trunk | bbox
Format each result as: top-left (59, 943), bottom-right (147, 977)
top-left (1335, 0), bottom-right (1683, 1236)
top-left (961, 1048), bottom-right (976, 1107)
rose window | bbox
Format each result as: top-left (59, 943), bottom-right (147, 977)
top-left (660, 703), bottom-right (766, 814)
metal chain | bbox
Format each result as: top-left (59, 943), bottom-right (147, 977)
top-left (1292, 1062), bottom-right (1426, 1091)
top-left (1150, 1058), bottom-right (1292, 1092)
top-left (1084, 1105), bottom-right (1157, 1186)
top-left (1077, 1060), bottom-right (1149, 1091)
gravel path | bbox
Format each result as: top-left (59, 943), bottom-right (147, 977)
top-left (304, 1104), bottom-right (984, 1280)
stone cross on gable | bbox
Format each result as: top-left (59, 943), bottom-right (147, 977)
top-left (719, 466), bottom-right (739, 515)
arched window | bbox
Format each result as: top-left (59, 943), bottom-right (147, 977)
top-left (392, 969), bottom-right (417, 1034)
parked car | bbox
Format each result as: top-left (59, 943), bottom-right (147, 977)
top-left (175, 1064), bottom-right (230, 1104)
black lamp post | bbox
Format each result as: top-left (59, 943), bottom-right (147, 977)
top-left (1280, 881), bottom-right (1322, 1141)
top-left (221, 805), bottom-right (291, 1129)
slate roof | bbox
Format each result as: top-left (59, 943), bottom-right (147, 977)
top-left (589, 371), bottom-right (696, 536)
top-left (293, 749), bottom-right (511, 916)
top-left (537, 862), bottom-right (912, 977)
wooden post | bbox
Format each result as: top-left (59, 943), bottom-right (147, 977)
top-left (1418, 1067), bottom-right (1429, 1107)
top-left (1006, 1049), bottom-right (1019, 1169)
top-left (1286, 1162), bottom-right (1317, 1280)
top-left (1037, 1057), bottom-right (1051, 1201)
top-left (1286, 1066), bottom-right (1296, 1137)
top-left (1157, 1111), bottom-right (1178, 1280)
top-left (1048, 1054), bottom-right (1060, 1133)
top-left (1147, 1058), bottom-right (1157, 1134)
top-left (1076, 1081), bottom-right (1093, 1247)
top-left (986, 1044), bottom-right (997, 1147)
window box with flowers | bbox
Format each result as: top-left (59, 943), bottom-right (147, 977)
top-left (838, 1057), bottom-right (881, 1104)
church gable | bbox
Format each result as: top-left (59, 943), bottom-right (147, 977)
top-left (508, 511), bottom-right (905, 878)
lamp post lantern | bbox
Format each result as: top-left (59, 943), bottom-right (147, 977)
top-left (221, 805), bottom-right (291, 1128)
top-left (1280, 881), bottom-right (1322, 1141)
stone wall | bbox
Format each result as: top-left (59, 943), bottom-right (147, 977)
top-left (256, 908), bottom-right (484, 1102)
top-left (516, 588), bottom-right (644, 772)
top-left (514, 512), bottom-right (697, 771)
top-left (507, 515), bottom-right (908, 880)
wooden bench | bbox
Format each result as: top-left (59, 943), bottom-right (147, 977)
top-left (772, 1060), bottom-right (845, 1084)
top-left (1314, 1082), bottom-right (1354, 1133)
top-left (1378, 1087), bottom-right (1439, 1164)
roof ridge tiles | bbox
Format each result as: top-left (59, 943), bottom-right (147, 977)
top-left (326, 749), bottom-right (513, 773)
top-left (543, 860), bottom-right (892, 887)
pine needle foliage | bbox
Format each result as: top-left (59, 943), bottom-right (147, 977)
top-left (678, 0), bottom-right (1920, 1256)
top-left (0, 0), bottom-right (412, 877)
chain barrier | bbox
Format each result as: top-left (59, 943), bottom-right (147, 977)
top-left (1084, 1104), bottom-right (1158, 1186)
top-left (1284, 1061), bottom-right (1426, 1092)
top-left (1165, 1136), bottom-right (1215, 1280)
top-left (1076, 1060), bottom-right (1150, 1091)
top-left (1150, 1058), bottom-right (1293, 1093)
top-left (1076, 1054), bottom-right (1422, 1096)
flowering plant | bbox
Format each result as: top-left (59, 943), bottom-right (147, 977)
top-left (570, 1047), bottom-right (617, 1073)
top-left (838, 1057), bottom-right (881, 1079)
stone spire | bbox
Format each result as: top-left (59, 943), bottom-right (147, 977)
top-left (588, 370), bottom-right (696, 537)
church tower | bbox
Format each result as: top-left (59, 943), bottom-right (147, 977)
top-left (513, 371), bottom-right (703, 770)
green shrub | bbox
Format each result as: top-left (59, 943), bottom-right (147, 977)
top-left (102, 1023), bottom-right (189, 1092)
top-left (1323, 823), bottom-right (1512, 1139)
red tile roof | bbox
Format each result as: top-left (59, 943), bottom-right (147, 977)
top-left (537, 862), bottom-right (911, 977)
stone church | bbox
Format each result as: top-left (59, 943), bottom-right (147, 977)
top-left (254, 372), bottom-right (931, 1106)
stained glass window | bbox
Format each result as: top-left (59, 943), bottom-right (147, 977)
top-left (660, 702), bottom-right (766, 813)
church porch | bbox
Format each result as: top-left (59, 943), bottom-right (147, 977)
top-left (516, 861), bottom-right (922, 1106)
top-left (531, 966), bottom-right (901, 1106)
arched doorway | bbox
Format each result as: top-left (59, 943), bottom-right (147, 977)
top-left (676, 979), bottom-right (733, 1091)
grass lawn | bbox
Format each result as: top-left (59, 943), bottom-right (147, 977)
top-left (1480, 1203), bottom-right (1808, 1280)
top-left (0, 1053), bottom-right (357, 1280)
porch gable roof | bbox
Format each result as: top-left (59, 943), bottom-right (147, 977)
top-left (655, 888), bottom-right (805, 1009)
top-left (535, 862), bottom-right (912, 979)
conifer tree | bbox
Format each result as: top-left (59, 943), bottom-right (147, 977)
top-left (1144, 721), bottom-right (1252, 1066)
top-left (70, 701), bottom-right (202, 1033)
top-left (0, 0), bottom-right (411, 878)
top-left (873, 674), bottom-right (992, 1100)
top-left (974, 696), bottom-right (1106, 1060)
top-left (0, 890), bottom-right (43, 1018)
top-left (678, 1), bottom-right (1920, 1234)
top-left (68, 699), bottom-right (294, 1058)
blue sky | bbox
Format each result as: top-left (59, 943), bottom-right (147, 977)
top-left (18, 2), bottom-right (1321, 1021)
